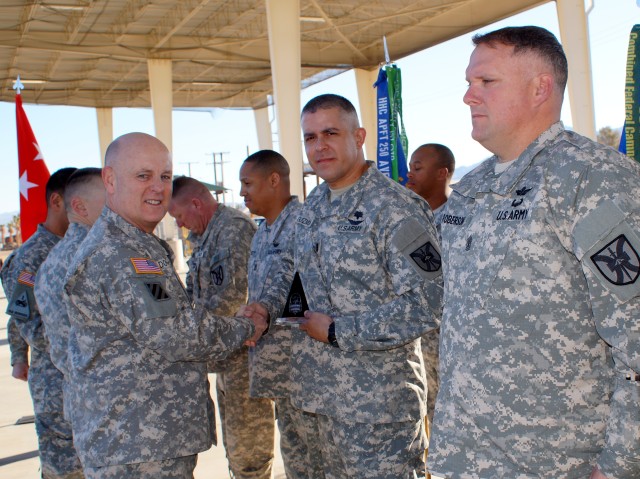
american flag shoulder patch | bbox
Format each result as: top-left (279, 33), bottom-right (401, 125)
top-left (130, 258), bottom-right (163, 275)
top-left (17, 270), bottom-right (36, 287)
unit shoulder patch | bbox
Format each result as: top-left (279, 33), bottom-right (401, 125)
top-left (590, 234), bottom-right (640, 286)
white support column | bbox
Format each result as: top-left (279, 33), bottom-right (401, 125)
top-left (147, 59), bottom-right (174, 152)
top-left (265, 0), bottom-right (303, 199)
top-left (253, 106), bottom-right (273, 151)
top-left (95, 107), bottom-right (113, 166)
top-left (556, 0), bottom-right (596, 139)
top-left (147, 58), bottom-right (183, 268)
top-left (355, 68), bottom-right (380, 162)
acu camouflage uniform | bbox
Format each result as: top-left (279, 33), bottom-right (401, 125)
top-left (62, 206), bottom-right (254, 475)
top-left (35, 222), bottom-right (91, 425)
top-left (4, 224), bottom-right (83, 478)
top-left (186, 203), bottom-right (274, 479)
top-left (248, 197), bottom-right (324, 479)
top-left (430, 122), bottom-right (640, 479)
top-left (1, 250), bottom-right (30, 369)
top-left (286, 164), bottom-right (443, 478)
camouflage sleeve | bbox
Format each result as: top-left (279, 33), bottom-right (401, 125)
top-left (336, 215), bottom-right (443, 352)
top-left (2, 253), bottom-right (30, 365)
top-left (68, 253), bottom-right (255, 363)
top-left (569, 165), bottom-right (640, 478)
top-left (7, 318), bottom-right (28, 366)
top-left (204, 217), bottom-right (254, 314)
top-left (6, 278), bottom-right (48, 352)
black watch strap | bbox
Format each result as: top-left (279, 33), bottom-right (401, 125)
top-left (327, 322), bottom-right (339, 348)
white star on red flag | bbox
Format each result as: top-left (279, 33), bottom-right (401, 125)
top-left (19, 170), bottom-right (39, 201)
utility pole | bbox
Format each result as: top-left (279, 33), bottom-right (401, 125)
top-left (207, 151), bottom-right (230, 204)
top-left (180, 160), bottom-right (199, 177)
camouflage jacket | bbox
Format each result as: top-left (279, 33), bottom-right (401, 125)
top-left (186, 204), bottom-right (256, 373)
top-left (63, 206), bottom-right (254, 467)
top-left (4, 225), bottom-right (61, 362)
top-left (248, 197), bottom-right (301, 398)
top-left (1, 250), bottom-right (29, 366)
top-left (430, 122), bottom-right (640, 479)
top-left (287, 164), bottom-right (443, 423)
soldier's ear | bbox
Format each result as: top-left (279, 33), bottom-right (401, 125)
top-left (103, 166), bottom-right (116, 194)
top-left (71, 196), bottom-right (87, 218)
top-left (269, 172), bottom-right (280, 188)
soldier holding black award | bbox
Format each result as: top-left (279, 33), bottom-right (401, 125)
top-left (245, 94), bottom-right (443, 478)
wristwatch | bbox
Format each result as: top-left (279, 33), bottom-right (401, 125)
top-left (327, 322), bottom-right (339, 348)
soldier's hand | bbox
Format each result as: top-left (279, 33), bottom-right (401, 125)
top-left (300, 310), bottom-right (333, 343)
top-left (590, 467), bottom-right (609, 479)
top-left (239, 303), bottom-right (269, 346)
top-left (11, 362), bottom-right (29, 381)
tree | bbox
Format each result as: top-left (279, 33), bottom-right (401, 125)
top-left (597, 126), bottom-right (622, 148)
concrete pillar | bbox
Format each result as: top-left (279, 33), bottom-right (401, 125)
top-left (355, 68), bottom-right (380, 162)
top-left (254, 107), bottom-right (273, 151)
top-left (96, 107), bottom-right (113, 166)
top-left (147, 59), bottom-right (173, 151)
top-left (556, 0), bottom-right (596, 139)
top-left (265, 0), bottom-right (303, 199)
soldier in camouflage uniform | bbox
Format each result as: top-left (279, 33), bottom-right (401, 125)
top-left (35, 168), bottom-right (105, 430)
top-left (240, 150), bottom-right (324, 479)
top-left (406, 143), bottom-right (456, 426)
top-left (429, 26), bottom-right (640, 479)
top-left (1, 249), bottom-right (30, 382)
top-left (4, 167), bottom-right (81, 478)
top-left (250, 95), bottom-right (443, 478)
top-left (168, 175), bottom-right (274, 479)
top-left (62, 133), bottom-right (266, 479)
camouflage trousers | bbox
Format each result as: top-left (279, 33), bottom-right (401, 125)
top-left (421, 328), bottom-right (440, 424)
top-left (215, 349), bottom-right (275, 479)
top-left (83, 455), bottom-right (197, 479)
top-left (312, 412), bottom-right (427, 479)
top-left (27, 351), bottom-right (83, 479)
top-left (275, 397), bottom-right (324, 479)
top-left (36, 412), bottom-right (84, 479)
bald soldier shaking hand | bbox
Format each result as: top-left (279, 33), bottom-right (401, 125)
top-left (63, 132), bottom-right (267, 479)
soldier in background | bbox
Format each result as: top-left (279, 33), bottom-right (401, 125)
top-left (406, 143), bottom-right (455, 426)
top-left (62, 132), bottom-right (266, 479)
top-left (248, 94), bottom-right (443, 478)
top-left (239, 150), bottom-right (323, 478)
top-left (4, 167), bottom-right (79, 478)
top-left (35, 167), bottom-right (105, 442)
top-left (168, 176), bottom-right (274, 479)
top-left (429, 26), bottom-right (640, 479)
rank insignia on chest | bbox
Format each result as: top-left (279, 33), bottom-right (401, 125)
top-left (211, 265), bottom-right (224, 285)
top-left (17, 270), bottom-right (36, 287)
top-left (590, 234), bottom-right (640, 286)
top-left (410, 242), bottom-right (441, 272)
top-left (130, 258), bottom-right (163, 275)
top-left (145, 282), bottom-right (170, 301)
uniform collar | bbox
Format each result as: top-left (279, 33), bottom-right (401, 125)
top-left (454, 122), bottom-right (565, 198)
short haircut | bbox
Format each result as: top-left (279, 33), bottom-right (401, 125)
top-left (46, 167), bottom-right (77, 204)
top-left (301, 94), bottom-right (360, 126)
top-left (64, 167), bottom-right (102, 211)
top-left (415, 143), bottom-right (455, 176)
top-left (172, 176), bottom-right (210, 201)
top-left (472, 26), bottom-right (568, 91)
top-left (243, 150), bottom-right (290, 178)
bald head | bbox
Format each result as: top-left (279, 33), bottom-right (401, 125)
top-left (103, 132), bottom-right (173, 233)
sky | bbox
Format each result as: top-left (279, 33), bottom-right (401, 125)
top-left (0, 0), bottom-right (637, 216)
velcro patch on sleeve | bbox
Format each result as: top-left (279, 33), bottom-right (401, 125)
top-left (17, 270), bottom-right (35, 287)
top-left (6, 290), bottom-right (31, 319)
top-left (392, 217), bottom-right (441, 280)
top-left (130, 258), bottom-right (163, 275)
top-left (576, 200), bottom-right (640, 303)
top-left (145, 282), bottom-right (170, 301)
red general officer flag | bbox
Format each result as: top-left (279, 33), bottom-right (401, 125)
top-left (15, 84), bottom-right (50, 242)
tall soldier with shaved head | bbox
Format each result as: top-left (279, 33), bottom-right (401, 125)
top-left (429, 26), bottom-right (640, 479)
top-left (62, 132), bottom-right (267, 479)
top-left (168, 176), bottom-right (274, 479)
top-left (4, 166), bottom-right (78, 478)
